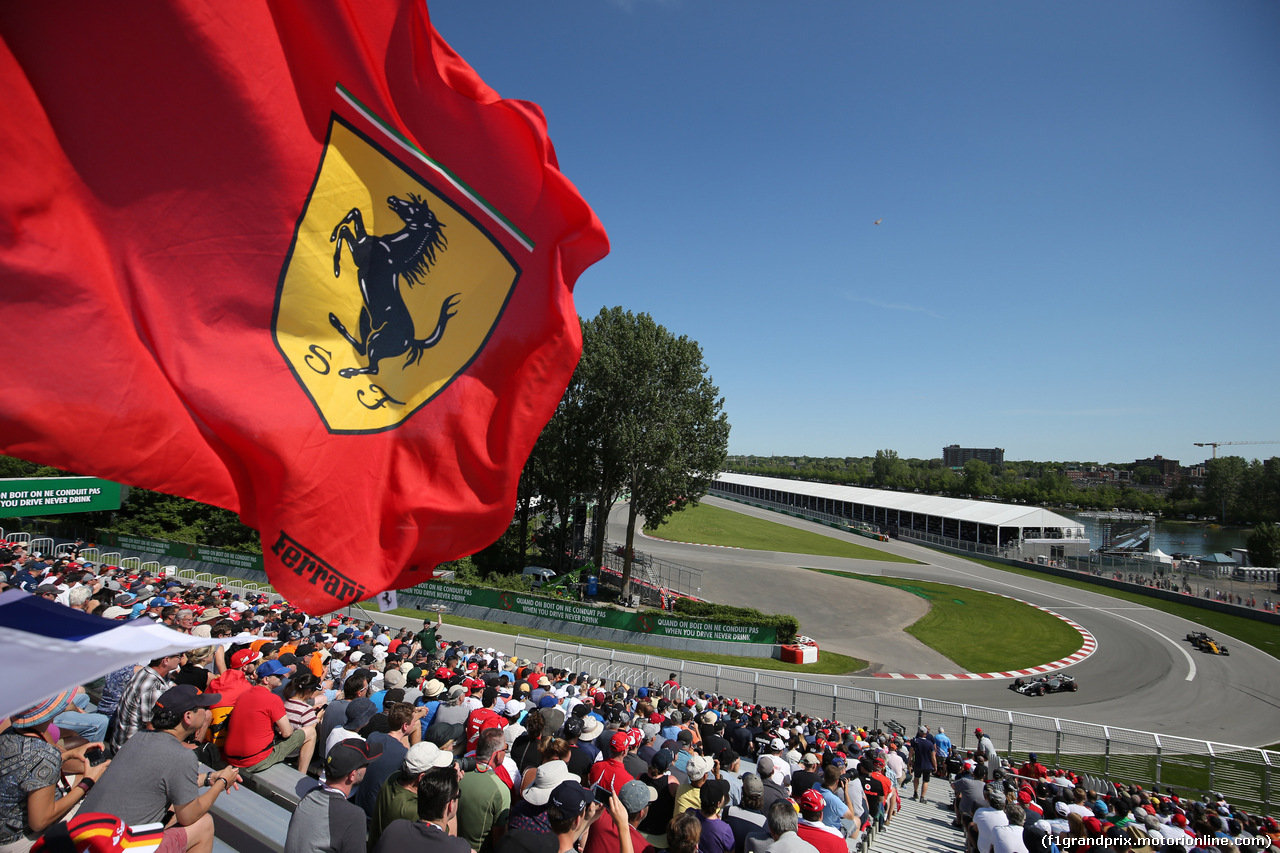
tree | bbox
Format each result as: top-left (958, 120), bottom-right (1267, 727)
top-left (524, 375), bottom-right (595, 574)
top-left (963, 459), bottom-right (993, 495)
top-left (1247, 522), bottom-right (1280, 569)
top-left (577, 307), bottom-right (730, 601)
top-left (1205, 456), bottom-right (1248, 522)
top-left (871, 450), bottom-right (906, 488)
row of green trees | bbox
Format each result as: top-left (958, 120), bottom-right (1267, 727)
top-left (516, 307), bottom-right (730, 598)
top-left (728, 453), bottom-right (1280, 524)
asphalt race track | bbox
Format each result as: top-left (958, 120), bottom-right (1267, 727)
top-left (608, 496), bottom-right (1280, 748)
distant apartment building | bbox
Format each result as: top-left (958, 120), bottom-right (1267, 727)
top-left (1065, 466), bottom-right (1123, 484)
top-left (943, 445), bottom-right (1005, 469)
top-left (1133, 455), bottom-right (1181, 486)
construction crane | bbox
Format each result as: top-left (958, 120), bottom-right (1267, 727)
top-left (1194, 440), bottom-right (1280, 459)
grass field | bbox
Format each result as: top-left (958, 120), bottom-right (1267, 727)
top-left (965, 557), bottom-right (1280, 662)
top-left (802, 568), bottom-right (1082, 672)
top-left (388, 607), bottom-right (868, 674)
top-left (653, 502), bottom-right (920, 563)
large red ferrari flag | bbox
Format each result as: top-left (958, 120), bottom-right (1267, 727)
top-left (0, 1), bottom-right (608, 612)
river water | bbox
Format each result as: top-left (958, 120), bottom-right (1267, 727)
top-left (1062, 512), bottom-right (1250, 557)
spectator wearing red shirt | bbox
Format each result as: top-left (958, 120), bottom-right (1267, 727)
top-left (794, 790), bottom-right (845, 853)
top-left (588, 732), bottom-right (636, 795)
top-left (222, 665), bottom-right (310, 775)
top-left (465, 687), bottom-right (508, 752)
top-left (1020, 753), bottom-right (1048, 781)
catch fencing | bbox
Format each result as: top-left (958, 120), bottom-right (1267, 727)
top-left (513, 634), bottom-right (1276, 815)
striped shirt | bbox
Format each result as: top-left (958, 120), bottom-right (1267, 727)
top-left (285, 696), bottom-right (320, 729)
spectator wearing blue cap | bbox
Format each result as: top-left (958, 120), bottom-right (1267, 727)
top-left (223, 660), bottom-right (311, 778)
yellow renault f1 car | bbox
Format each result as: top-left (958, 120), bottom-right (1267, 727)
top-left (1186, 631), bottom-right (1230, 655)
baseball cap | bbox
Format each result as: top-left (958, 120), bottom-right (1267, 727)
top-left (619, 779), bottom-right (657, 813)
top-left (30, 812), bottom-right (162, 853)
top-left (257, 660), bottom-right (289, 679)
top-left (651, 748), bottom-right (673, 772)
top-left (687, 755), bottom-right (714, 781)
top-left (700, 779), bottom-right (730, 811)
top-left (610, 731), bottom-right (631, 754)
top-left (549, 780), bottom-right (590, 818)
top-left (799, 789), bottom-right (826, 814)
top-left (155, 684), bottom-right (222, 715)
top-left (230, 649), bottom-right (262, 669)
top-left (326, 739), bottom-right (383, 778)
top-left (741, 773), bottom-right (763, 798)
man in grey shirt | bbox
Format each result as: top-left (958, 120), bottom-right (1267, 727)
top-left (286, 740), bottom-right (382, 853)
top-left (83, 685), bottom-right (241, 853)
top-left (433, 685), bottom-right (472, 727)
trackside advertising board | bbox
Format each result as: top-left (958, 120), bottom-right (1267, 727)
top-left (0, 477), bottom-right (121, 518)
top-left (95, 531), bottom-right (265, 574)
top-left (403, 579), bottom-right (776, 644)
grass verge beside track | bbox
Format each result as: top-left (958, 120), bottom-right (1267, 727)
top-left (802, 568), bottom-right (1082, 673)
top-left (653, 502), bottom-right (920, 563)
top-left (388, 607), bottom-right (867, 675)
top-left (964, 557), bottom-right (1280, 662)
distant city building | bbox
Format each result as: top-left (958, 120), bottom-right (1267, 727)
top-left (943, 445), bottom-right (1005, 469)
top-left (1133, 455), bottom-right (1181, 486)
top-left (1065, 466), bottom-right (1121, 484)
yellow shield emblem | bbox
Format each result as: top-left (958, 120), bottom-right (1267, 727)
top-left (273, 116), bottom-right (520, 433)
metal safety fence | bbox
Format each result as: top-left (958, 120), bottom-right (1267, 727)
top-left (599, 544), bottom-right (704, 602)
top-left (513, 634), bottom-right (1276, 815)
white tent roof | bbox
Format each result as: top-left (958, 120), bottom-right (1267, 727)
top-left (715, 472), bottom-right (1086, 534)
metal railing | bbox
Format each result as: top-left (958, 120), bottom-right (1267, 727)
top-left (896, 528), bottom-right (1000, 556)
top-left (513, 634), bottom-right (1276, 814)
top-left (601, 543), bottom-right (703, 599)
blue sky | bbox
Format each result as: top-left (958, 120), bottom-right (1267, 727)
top-left (430, 2), bottom-right (1280, 466)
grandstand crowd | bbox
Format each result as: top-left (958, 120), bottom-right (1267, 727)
top-left (3, 542), bottom-right (1279, 853)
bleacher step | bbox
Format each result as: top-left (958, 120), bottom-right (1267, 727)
top-left (871, 795), bottom-right (966, 853)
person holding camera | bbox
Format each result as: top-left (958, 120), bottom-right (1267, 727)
top-left (81, 685), bottom-right (241, 853)
top-left (0, 690), bottom-right (111, 853)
